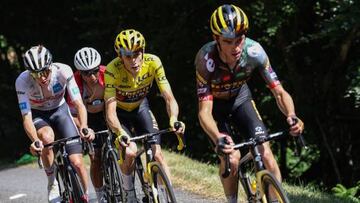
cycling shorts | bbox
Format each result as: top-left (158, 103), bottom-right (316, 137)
top-left (213, 97), bottom-right (268, 144)
top-left (88, 111), bottom-right (107, 149)
top-left (116, 98), bottom-right (160, 145)
top-left (32, 102), bottom-right (82, 155)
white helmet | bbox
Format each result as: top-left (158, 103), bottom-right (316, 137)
top-left (23, 45), bottom-right (52, 72)
top-left (74, 47), bottom-right (101, 71)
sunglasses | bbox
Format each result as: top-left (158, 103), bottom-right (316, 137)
top-left (80, 67), bottom-right (99, 76)
top-left (30, 69), bottom-right (51, 79)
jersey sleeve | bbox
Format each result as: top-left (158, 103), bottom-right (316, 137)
top-left (195, 49), bottom-right (214, 101)
top-left (247, 43), bottom-right (280, 89)
top-left (152, 55), bottom-right (171, 93)
top-left (15, 74), bottom-right (31, 115)
top-left (61, 65), bottom-right (82, 102)
top-left (104, 60), bottom-right (117, 100)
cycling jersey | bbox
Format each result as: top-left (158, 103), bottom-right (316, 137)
top-left (195, 38), bottom-right (280, 101)
top-left (15, 63), bottom-right (82, 115)
top-left (104, 54), bottom-right (171, 112)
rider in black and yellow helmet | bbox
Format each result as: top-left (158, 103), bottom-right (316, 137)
top-left (114, 29), bottom-right (146, 57)
top-left (210, 4), bottom-right (249, 39)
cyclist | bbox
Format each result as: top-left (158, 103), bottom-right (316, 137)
top-left (15, 45), bottom-right (94, 203)
top-left (70, 47), bottom-right (107, 203)
top-left (105, 29), bottom-right (185, 202)
top-left (195, 4), bottom-right (304, 203)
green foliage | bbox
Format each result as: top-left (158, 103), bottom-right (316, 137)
top-left (332, 181), bottom-right (360, 203)
top-left (286, 144), bottom-right (320, 178)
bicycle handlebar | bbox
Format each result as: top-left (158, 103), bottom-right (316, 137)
top-left (222, 131), bottom-right (307, 178)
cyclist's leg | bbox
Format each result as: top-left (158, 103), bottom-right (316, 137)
top-left (212, 99), bottom-right (240, 203)
top-left (32, 110), bottom-right (59, 202)
top-left (51, 103), bottom-right (89, 196)
top-left (233, 99), bottom-right (282, 183)
top-left (133, 99), bottom-right (172, 179)
top-left (87, 111), bottom-right (107, 200)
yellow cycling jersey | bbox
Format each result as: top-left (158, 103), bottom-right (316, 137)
top-left (104, 53), bottom-right (171, 111)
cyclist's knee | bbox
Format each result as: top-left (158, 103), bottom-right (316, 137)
top-left (37, 127), bottom-right (55, 144)
top-left (69, 155), bottom-right (85, 170)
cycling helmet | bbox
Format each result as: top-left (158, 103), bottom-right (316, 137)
top-left (23, 45), bottom-right (52, 72)
top-left (74, 47), bottom-right (101, 71)
top-left (114, 29), bottom-right (146, 56)
top-left (210, 4), bottom-right (249, 38)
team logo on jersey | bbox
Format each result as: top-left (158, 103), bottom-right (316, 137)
top-left (19, 102), bottom-right (27, 110)
top-left (247, 44), bottom-right (261, 57)
top-left (204, 53), bottom-right (215, 72)
top-left (71, 87), bottom-right (80, 95)
top-left (53, 83), bottom-right (63, 93)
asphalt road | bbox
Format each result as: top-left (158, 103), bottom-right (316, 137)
top-left (0, 165), bottom-right (218, 203)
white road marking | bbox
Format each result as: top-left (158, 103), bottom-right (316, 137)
top-left (9, 193), bottom-right (27, 200)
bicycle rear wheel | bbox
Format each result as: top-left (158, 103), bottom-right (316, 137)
top-left (259, 171), bottom-right (289, 203)
top-left (104, 150), bottom-right (126, 203)
top-left (150, 162), bottom-right (177, 203)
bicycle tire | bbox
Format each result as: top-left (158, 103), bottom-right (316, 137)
top-left (259, 171), bottom-right (289, 203)
top-left (68, 166), bottom-right (85, 202)
top-left (134, 156), bottom-right (148, 202)
top-left (104, 150), bottom-right (126, 203)
top-left (56, 165), bottom-right (71, 203)
top-left (150, 162), bottom-right (177, 203)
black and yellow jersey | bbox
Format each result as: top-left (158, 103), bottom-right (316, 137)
top-left (104, 53), bottom-right (171, 111)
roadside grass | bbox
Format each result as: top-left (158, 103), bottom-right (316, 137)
top-left (4, 151), bottom-right (355, 203)
top-left (163, 150), bottom-right (355, 203)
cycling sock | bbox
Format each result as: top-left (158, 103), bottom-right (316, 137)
top-left (122, 173), bottom-right (134, 190)
top-left (226, 194), bottom-right (237, 203)
top-left (44, 164), bottom-right (56, 186)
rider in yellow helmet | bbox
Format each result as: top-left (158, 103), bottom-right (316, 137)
top-left (105, 29), bottom-right (185, 202)
top-left (196, 5), bottom-right (304, 202)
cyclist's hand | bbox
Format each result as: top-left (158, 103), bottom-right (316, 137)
top-left (169, 116), bottom-right (185, 134)
top-left (287, 115), bottom-right (304, 136)
top-left (30, 140), bottom-right (43, 156)
top-left (215, 134), bottom-right (234, 155)
top-left (81, 128), bottom-right (95, 141)
top-left (115, 129), bottom-right (130, 148)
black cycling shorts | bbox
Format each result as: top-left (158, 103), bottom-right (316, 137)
top-left (213, 95), bottom-right (268, 144)
top-left (88, 111), bottom-right (107, 149)
top-left (32, 102), bottom-right (82, 155)
top-left (116, 98), bottom-right (160, 144)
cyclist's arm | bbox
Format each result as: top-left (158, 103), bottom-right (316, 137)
top-left (22, 113), bottom-right (39, 142)
top-left (72, 99), bottom-right (88, 130)
top-left (105, 97), bottom-right (123, 134)
top-left (270, 85), bottom-right (296, 117)
top-left (198, 100), bottom-right (221, 144)
top-left (161, 88), bottom-right (179, 120)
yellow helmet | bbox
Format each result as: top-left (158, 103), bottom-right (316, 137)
top-left (114, 29), bottom-right (146, 56)
top-left (210, 4), bottom-right (249, 38)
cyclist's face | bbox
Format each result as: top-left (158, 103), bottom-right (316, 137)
top-left (120, 51), bottom-right (143, 75)
top-left (81, 68), bottom-right (99, 84)
top-left (216, 35), bottom-right (245, 65)
top-left (31, 69), bottom-right (51, 86)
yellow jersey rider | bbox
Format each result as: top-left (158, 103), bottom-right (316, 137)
top-left (104, 29), bottom-right (185, 202)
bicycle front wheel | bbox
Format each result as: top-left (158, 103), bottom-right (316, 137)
top-left (104, 150), bottom-right (126, 203)
top-left (68, 166), bottom-right (85, 202)
top-left (259, 171), bottom-right (289, 203)
top-left (150, 162), bottom-right (177, 203)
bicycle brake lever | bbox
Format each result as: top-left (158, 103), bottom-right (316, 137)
top-left (34, 141), bottom-right (43, 169)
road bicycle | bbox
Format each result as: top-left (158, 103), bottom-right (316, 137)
top-left (121, 124), bottom-right (184, 203)
top-left (93, 129), bottom-right (126, 203)
top-left (222, 130), bottom-right (306, 203)
top-left (37, 135), bottom-right (86, 203)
